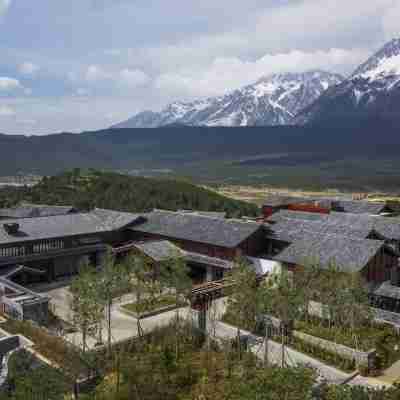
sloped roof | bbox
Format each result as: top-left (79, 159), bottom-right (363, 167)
top-left (273, 234), bottom-right (384, 273)
top-left (0, 203), bottom-right (76, 219)
top-left (268, 210), bottom-right (400, 241)
top-left (177, 210), bottom-right (226, 219)
top-left (373, 281), bottom-right (400, 300)
top-left (0, 208), bottom-right (143, 246)
top-left (133, 240), bottom-right (184, 262)
top-left (268, 217), bottom-right (375, 242)
top-left (131, 210), bottom-right (261, 248)
top-left (333, 200), bottom-right (386, 215)
top-left (263, 195), bottom-right (314, 208)
top-left (132, 239), bottom-right (233, 269)
top-left (184, 251), bottom-right (233, 270)
top-left (268, 210), bottom-right (328, 223)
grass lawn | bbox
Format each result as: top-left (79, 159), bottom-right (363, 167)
top-left (122, 295), bottom-right (185, 315)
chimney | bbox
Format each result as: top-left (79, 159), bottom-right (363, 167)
top-left (3, 223), bottom-right (20, 235)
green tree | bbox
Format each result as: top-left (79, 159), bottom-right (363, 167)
top-left (97, 249), bottom-right (129, 353)
top-left (162, 251), bottom-right (192, 359)
top-left (229, 366), bottom-right (316, 400)
top-left (227, 257), bottom-right (263, 356)
top-left (124, 252), bottom-right (153, 338)
top-left (266, 269), bottom-right (303, 367)
top-left (70, 263), bottom-right (104, 353)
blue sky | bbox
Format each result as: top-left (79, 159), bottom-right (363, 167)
top-left (0, 0), bottom-right (399, 134)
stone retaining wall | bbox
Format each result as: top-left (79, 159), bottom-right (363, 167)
top-left (293, 331), bottom-right (376, 368)
top-left (0, 335), bottom-right (20, 357)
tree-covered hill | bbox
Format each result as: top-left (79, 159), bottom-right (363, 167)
top-left (1, 119), bottom-right (400, 177)
top-left (0, 169), bottom-right (259, 218)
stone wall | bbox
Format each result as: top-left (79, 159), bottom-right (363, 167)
top-left (0, 336), bottom-right (20, 357)
top-left (293, 331), bottom-right (376, 369)
top-left (23, 299), bottom-right (50, 325)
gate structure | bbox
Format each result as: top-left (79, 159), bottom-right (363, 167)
top-left (190, 279), bottom-right (235, 332)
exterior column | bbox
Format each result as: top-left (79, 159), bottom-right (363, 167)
top-left (95, 251), bottom-right (107, 270)
top-left (206, 266), bottom-right (214, 282)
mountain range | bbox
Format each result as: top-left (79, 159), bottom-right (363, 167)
top-left (114, 38), bottom-right (400, 128)
top-left (113, 71), bottom-right (343, 128)
top-left (297, 38), bottom-right (400, 125)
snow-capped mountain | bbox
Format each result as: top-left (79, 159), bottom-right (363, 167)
top-left (112, 71), bottom-right (343, 128)
top-left (297, 38), bottom-right (400, 125)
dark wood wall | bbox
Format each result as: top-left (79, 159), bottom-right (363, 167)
top-left (362, 248), bottom-right (398, 284)
top-left (129, 228), bottom-right (266, 261)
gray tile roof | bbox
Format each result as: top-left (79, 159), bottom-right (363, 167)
top-left (273, 234), bottom-right (384, 273)
top-left (263, 195), bottom-right (385, 215)
top-left (133, 240), bottom-right (184, 262)
top-left (0, 208), bottom-right (143, 246)
top-left (333, 200), bottom-right (386, 215)
top-left (177, 210), bottom-right (227, 219)
top-left (268, 210), bottom-right (327, 223)
top-left (373, 281), bottom-right (400, 300)
top-left (184, 251), bottom-right (233, 270)
top-left (268, 210), bottom-right (400, 241)
top-left (131, 210), bottom-right (261, 248)
top-left (0, 204), bottom-right (76, 219)
top-left (133, 239), bottom-right (233, 269)
top-left (268, 217), bottom-right (374, 242)
top-left (263, 195), bottom-right (314, 208)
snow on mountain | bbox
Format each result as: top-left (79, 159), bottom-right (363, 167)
top-left (297, 38), bottom-right (400, 124)
top-left (112, 71), bottom-right (343, 128)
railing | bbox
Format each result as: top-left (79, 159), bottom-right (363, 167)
top-left (0, 243), bottom-right (107, 266)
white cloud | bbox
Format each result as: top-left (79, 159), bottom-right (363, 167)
top-left (86, 65), bottom-right (109, 81)
top-left (85, 65), bottom-right (150, 88)
top-left (382, 1), bottom-right (400, 40)
top-left (119, 68), bottom-right (150, 87)
top-left (19, 62), bottom-right (40, 76)
top-left (0, 105), bottom-right (15, 117)
top-left (19, 118), bottom-right (37, 126)
top-left (154, 48), bottom-right (369, 98)
top-left (0, 77), bottom-right (22, 91)
top-left (76, 88), bottom-right (89, 96)
top-left (0, 0), bottom-right (11, 18)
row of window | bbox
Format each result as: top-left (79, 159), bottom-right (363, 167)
top-left (0, 240), bottom-right (65, 258)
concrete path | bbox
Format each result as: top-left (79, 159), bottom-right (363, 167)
top-left (212, 320), bottom-right (390, 388)
top-left (64, 304), bottom-right (194, 350)
top-left (43, 284), bottom-right (393, 388)
top-left (212, 320), bottom-right (350, 384)
top-left (378, 359), bottom-right (400, 384)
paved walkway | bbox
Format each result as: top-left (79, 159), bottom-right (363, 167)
top-left (43, 284), bottom-right (393, 388)
top-left (379, 359), bottom-right (400, 384)
top-left (212, 320), bottom-right (351, 384)
top-left (211, 320), bottom-right (390, 388)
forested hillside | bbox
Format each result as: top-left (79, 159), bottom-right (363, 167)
top-left (0, 170), bottom-right (259, 217)
top-left (1, 120), bottom-right (400, 177)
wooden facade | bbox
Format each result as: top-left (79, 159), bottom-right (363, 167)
top-left (281, 247), bottom-right (398, 287)
top-left (129, 229), bottom-right (265, 261)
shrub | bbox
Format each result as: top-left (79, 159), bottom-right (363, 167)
top-left (357, 363), bottom-right (369, 377)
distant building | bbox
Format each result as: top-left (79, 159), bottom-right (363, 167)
top-left (262, 195), bottom-right (390, 219)
top-left (0, 203), bottom-right (78, 220)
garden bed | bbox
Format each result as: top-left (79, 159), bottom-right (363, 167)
top-left (287, 336), bottom-right (356, 373)
top-left (295, 319), bottom-right (400, 370)
top-left (295, 320), bottom-right (393, 351)
top-left (121, 295), bottom-right (186, 318)
top-left (0, 319), bottom-right (89, 380)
